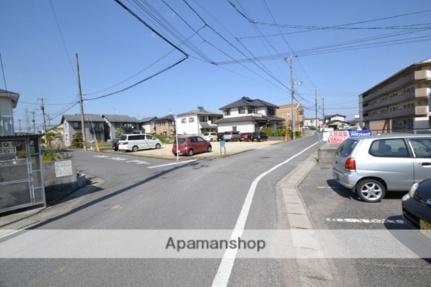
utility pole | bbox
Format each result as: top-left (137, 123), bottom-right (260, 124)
top-left (315, 88), bottom-right (318, 132)
top-left (76, 53), bottom-right (87, 151)
top-left (40, 97), bottom-right (48, 134)
top-left (322, 96), bottom-right (325, 128)
top-left (31, 111), bottom-right (36, 133)
top-left (288, 56), bottom-right (296, 141)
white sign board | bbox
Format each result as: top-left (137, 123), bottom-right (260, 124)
top-left (55, 160), bottom-right (73, 178)
top-left (0, 141), bottom-right (16, 155)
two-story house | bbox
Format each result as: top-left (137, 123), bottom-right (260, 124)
top-left (102, 114), bottom-right (141, 140)
top-left (216, 97), bottom-right (283, 133)
top-left (154, 115), bottom-right (175, 136)
top-left (175, 106), bottom-right (222, 135)
top-left (61, 114), bottom-right (107, 146)
top-left (324, 114), bottom-right (348, 130)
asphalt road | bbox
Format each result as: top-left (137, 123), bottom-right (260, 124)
top-left (0, 135), bottom-right (321, 287)
top-left (299, 164), bottom-right (431, 287)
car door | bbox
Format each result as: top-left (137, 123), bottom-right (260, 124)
top-left (145, 134), bottom-right (155, 149)
top-left (367, 138), bottom-right (414, 191)
top-left (196, 136), bottom-right (206, 152)
top-left (408, 138), bottom-right (431, 183)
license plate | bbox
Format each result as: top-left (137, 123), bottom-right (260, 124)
top-left (420, 219), bottom-right (431, 230)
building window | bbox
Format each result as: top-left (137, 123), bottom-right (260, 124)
top-left (239, 107), bottom-right (245, 114)
top-left (267, 108), bottom-right (275, 116)
top-left (247, 108), bottom-right (255, 114)
top-left (232, 126), bottom-right (237, 131)
top-left (189, 117), bottom-right (195, 123)
top-left (181, 118), bottom-right (187, 123)
top-left (224, 109), bottom-right (230, 116)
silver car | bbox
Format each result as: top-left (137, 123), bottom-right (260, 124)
top-left (333, 134), bottom-right (431, 202)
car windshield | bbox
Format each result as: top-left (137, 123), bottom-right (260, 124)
top-left (119, 135), bottom-right (127, 141)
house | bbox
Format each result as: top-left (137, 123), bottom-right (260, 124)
top-left (216, 97), bottom-right (283, 133)
top-left (276, 103), bottom-right (304, 130)
top-left (61, 114), bottom-right (107, 146)
top-left (154, 115), bottom-right (175, 136)
top-left (359, 59), bottom-right (431, 132)
top-left (324, 114), bottom-right (348, 130)
top-left (141, 116), bottom-right (157, 134)
top-left (303, 118), bottom-right (323, 129)
top-left (102, 114), bottom-right (141, 140)
top-left (175, 106), bottom-right (222, 135)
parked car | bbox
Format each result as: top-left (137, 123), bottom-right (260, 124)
top-left (251, 131), bottom-right (268, 142)
top-left (223, 131), bottom-right (240, 142)
top-left (240, 132), bottom-right (252, 142)
top-left (112, 138), bottom-right (120, 151)
top-left (402, 179), bottom-right (431, 229)
top-left (118, 134), bottom-right (162, 152)
top-left (203, 132), bottom-right (217, 142)
top-left (172, 135), bottom-right (212, 156)
top-left (333, 134), bottom-right (431, 202)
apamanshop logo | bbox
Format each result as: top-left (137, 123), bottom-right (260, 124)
top-left (165, 237), bottom-right (266, 252)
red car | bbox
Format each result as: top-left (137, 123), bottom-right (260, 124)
top-left (172, 136), bottom-right (212, 156)
top-left (240, 133), bottom-right (252, 142)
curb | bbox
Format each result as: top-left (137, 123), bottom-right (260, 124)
top-left (277, 152), bottom-right (341, 287)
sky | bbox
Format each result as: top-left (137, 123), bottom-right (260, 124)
top-left (1, 0), bottom-right (430, 130)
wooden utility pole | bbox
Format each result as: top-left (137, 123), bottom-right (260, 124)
top-left (40, 97), bottom-right (48, 134)
top-left (76, 53), bottom-right (87, 151)
top-left (289, 56), bottom-right (296, 141)
top-left (31, 111), bottom-right (36, 133)
top-left (315, 88), bottom-right (318, 132)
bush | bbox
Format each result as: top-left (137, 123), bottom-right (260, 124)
top-left (115, 127), bottom-right (125, 138)
top-left (72, 132), bottom-right (83, 148)
top-left (154, 134), bottom-right (173, 144)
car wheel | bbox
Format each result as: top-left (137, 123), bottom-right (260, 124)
top-left (155, 143), bottom-right (161, 149)
top-left (207, 145), bottom-right (212, 152)
top-left (132, 145), bottom-right (138, 152)
top-left (187, 149), bottom-right (194, 156)
top-left (356, 179), bottom-right (386, 202)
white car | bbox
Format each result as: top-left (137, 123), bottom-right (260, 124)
top-left (202, 132), bottom-right (217, 142)
top-left (118, 134), bottom-right (162, 152)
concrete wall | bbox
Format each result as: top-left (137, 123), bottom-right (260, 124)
top-left (217, 122), bottom-right (255, 133)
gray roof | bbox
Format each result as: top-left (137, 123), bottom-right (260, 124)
top-left (61, 114), bottom-right (105, 123)
top-left (177, 107), bottom-right (222, 117)
top-left (216, 115), bottom-right (284, 124)
top-left (220, 97), bottom-right (278, 110)
top-left (0, 89), bottom-right (19, 108)
top-left (102, 114), bottom-right (140, 123)
top-left (141, 116), bottom-right (157, 123)
top-left (155, 115), bottom-right (175, 122)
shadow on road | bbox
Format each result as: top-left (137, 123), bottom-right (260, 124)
top-left (30, 161), bottom-right (198, 229)
top-left (326, 179), bottom-right (360, 200)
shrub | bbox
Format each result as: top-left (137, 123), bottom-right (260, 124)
top-left (115, 127), bottom-right (125, 138)
top-left (72, 132), bottom-right (83, 148)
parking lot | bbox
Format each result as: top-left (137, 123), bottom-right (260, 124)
top-left (298, 162), bottom-right (431, 286)
top-left (109, 140), bottom-right (282, 159)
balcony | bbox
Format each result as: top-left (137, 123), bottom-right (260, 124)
top-left (415, 105), bottom-right (428, 116)
top-left (414, 70), bottom-right (431, 80)
top-left (415, 87), bottom-right (430, 98)
top-left (362, 91), bottom-right (414, 112)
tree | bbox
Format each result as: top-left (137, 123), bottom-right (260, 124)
top-left (72, 132), bottom-right (83, 148)
top-left (115, 127), bottom-right (125, 138)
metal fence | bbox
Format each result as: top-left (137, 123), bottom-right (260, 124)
top-left (0, 135), bottom-right (45, 214)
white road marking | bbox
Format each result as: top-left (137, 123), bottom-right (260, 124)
top-left (147, 159), bottom-right (197, 169)
top-left (211, 141), bottom-right (319, 287)
top-left (326, 218), bottom-right (405, 224)
top-left (126, 160), bottom-right (150, 165)
top-left (94, 155), bottom-right (109, 158)
top-left (110, 157), bottom-right (127, 161)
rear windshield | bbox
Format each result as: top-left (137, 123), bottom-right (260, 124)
top-left (120, 135), bottom-right (127, 141)
top-left (337, 139), bottom-right (358, 157)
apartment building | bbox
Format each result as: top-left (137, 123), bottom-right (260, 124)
top-left (276, 103), bottom-right (304, 130)
top-left (359, 59), bottom-right (431, 132)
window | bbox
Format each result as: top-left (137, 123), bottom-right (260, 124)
top-left (409, 138), bottom-right (431, 158)
top-left (267, 108), bottom-right (275, 116)
top-left (189, 117), bottom-right (195, 123)
top-left (232, 126), bottom-right (237, 132)
top-left (239, 107), bottom-right (245, 114)
top-left (224, 109), bottom-right (230, 116)
top-left (190, 137), bottom-right (198, 143)
top-left (145, 135), bottom-right (154, 140)
top-left (247, 108), bottom-right (255, 114)
top-left (197, 137), bottom-right (205, 142)
top-left (336, 139), bottom-right (358, 157)
top-left (369, 139), bottom-right (410, 157)
top-left (181, 118), bottom-right (187, 123)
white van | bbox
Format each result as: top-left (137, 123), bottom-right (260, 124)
top-left (118, 134), bottom-right (162, 152)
